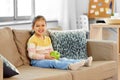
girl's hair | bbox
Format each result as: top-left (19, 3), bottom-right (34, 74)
top-left (32, 15), bottom-right (46, 27)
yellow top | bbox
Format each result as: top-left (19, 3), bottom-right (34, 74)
top-left (27, 34), bottom-right (53, 59)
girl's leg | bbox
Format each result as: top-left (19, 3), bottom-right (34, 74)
top-left (51, 59), bottom-right (86, 70)
top-left (60, 57), bottom-right (82, 63)
top-left (31, 59), bottom-right (85, 70)
top-left (60, 56), bottom-right (93, 67)
top-left (31, 56), bottom-right (93, 70)
top-left (63, 56), bottom-right (93, 67)
top-left (31, 59), bottom-right (70, 70)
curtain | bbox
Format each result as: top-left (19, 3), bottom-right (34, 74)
top-left (58, 0), bottom-right (77, 30)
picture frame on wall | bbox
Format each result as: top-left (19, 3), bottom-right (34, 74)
top-left (88, 0), bottom-right (114, 19)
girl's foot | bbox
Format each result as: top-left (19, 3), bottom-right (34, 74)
top-left (84, 56), bottom-right (93, 67)
top-left (69, 60), bottom-right (85, 70)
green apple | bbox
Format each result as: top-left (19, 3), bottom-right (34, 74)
top-left (50, 51), bottom-right (60, 60)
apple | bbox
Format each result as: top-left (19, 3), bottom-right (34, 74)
top-left (50, 51), bottom-right (60, 60)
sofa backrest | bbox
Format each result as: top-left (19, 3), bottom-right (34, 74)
top-left (0, 27), bottom-right (23, 67)
top-left (13, 29), bottom-right (31, 65)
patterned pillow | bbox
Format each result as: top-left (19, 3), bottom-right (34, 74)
top-left (0, 54), bottom-right (20, 78)
top-left (49, 30), bottom-right (88, 59)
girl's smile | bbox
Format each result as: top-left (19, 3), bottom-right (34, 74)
top-left (33, 19), bottom-right (46, 36)
top-left (38, 29), bottom-right (44, 33)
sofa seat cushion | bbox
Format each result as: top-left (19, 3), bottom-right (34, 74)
top-left (0, 27), bottom-right (23, 67)
top-left (70, 61), bottom-right (116, 80)
top-left (4, 65), bottom-right (72, 80)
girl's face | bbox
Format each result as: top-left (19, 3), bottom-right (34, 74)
top-left (33, 19), bottom-right (46, 36)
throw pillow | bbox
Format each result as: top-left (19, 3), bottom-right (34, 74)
top-left (48, 29), bottom-right (88, 59)
top-left (0, 54), bottom-right (20, 78)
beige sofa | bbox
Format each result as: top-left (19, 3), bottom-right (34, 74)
top-left (0, 27), bottom-right (118, 80)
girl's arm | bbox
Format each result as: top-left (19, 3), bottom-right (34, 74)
top-left (27, 43), bottom-right (54, 60)
top-left (27, 43), bottom-right (45, 59)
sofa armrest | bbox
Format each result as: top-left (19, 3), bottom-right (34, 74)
top-left (87, 39), bottom-right (118, 61)
top-left (0, 59), bottom-right (3, 80)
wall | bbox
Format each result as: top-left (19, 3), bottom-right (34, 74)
top-left (116, 0), bottom-right (120, 13)
top-left (76, 0), bottom-right (89, 17)
top-left (68, 0), bottom-right (77, 29)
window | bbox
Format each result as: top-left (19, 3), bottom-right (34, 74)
top-left (0, 0), bottom-right (14, 21)
top-left (0, 0), bottom-right (14, 17)
top-left (34, 0), bottom-right (61, 21)
top-left (0, 0), bottom-right (61, 22)
top-left (0, 0), bottom-right (32, 22)
top-left (16, 0), bottom-right (32, 20)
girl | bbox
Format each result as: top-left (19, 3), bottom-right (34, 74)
top-left (27, 15), bottom-right (93, 70)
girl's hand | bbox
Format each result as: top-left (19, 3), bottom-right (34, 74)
top-left (45, 54), bottom-right (55, 60)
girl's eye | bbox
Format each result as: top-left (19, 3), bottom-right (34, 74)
top-left (36, 25), bottom-right (40, 27)
top-left (42, 25), bottom-right (45, 27)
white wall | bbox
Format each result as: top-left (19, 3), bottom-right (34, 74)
top-left (115, 0), bottom-right (120, 13)
top-left (68, 0), bottom-right (77, 29)
top-left (76, 0), bottom-right (89, 17)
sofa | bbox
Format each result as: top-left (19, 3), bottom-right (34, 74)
top-left (0, 27), bottom-right (118, 80)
